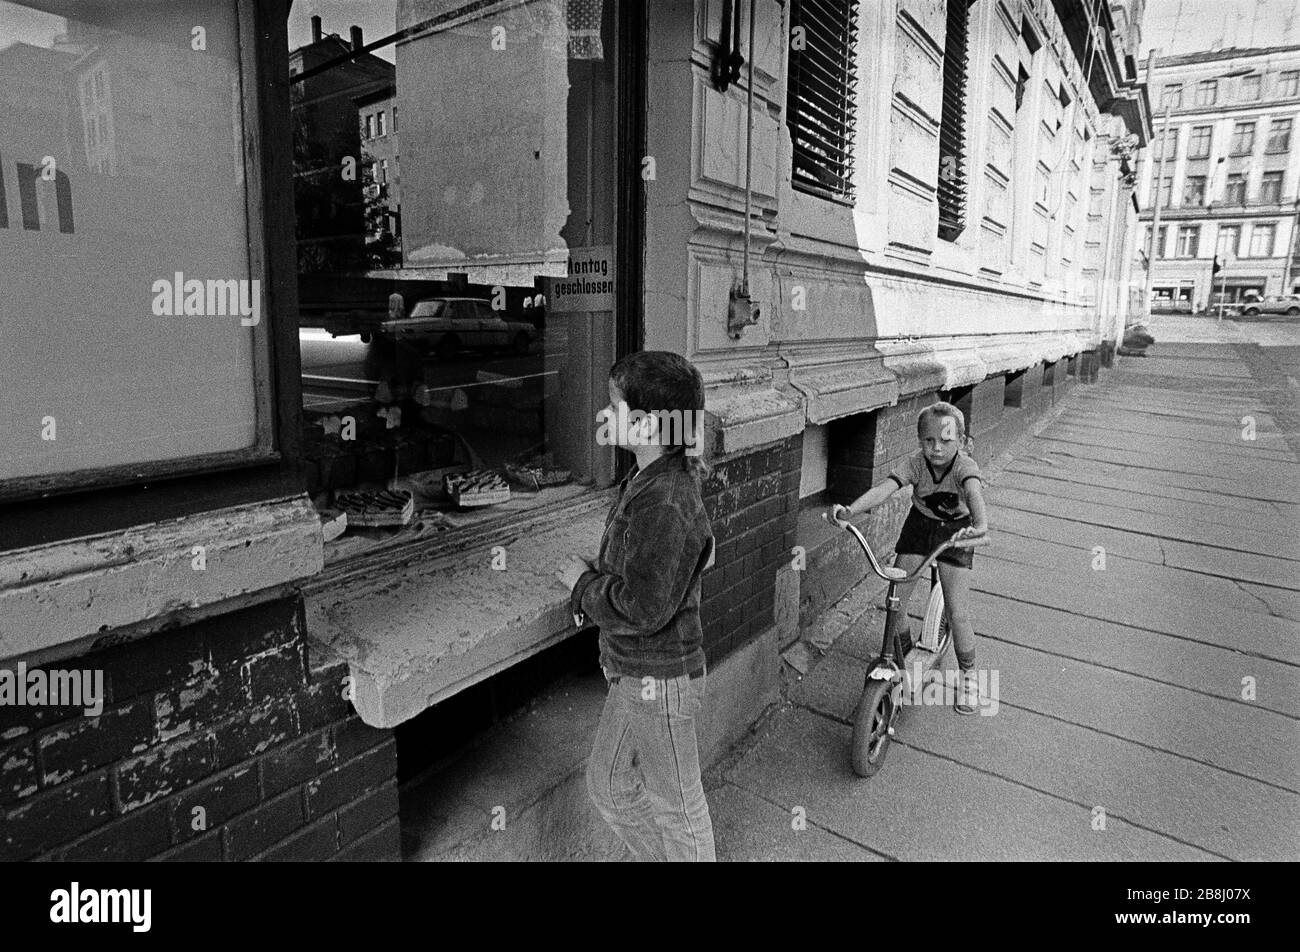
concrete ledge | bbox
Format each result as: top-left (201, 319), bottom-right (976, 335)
top-left (0, 495), bottom-right (324, 663)
top-left (400, 624), bottom-right (781, 861)
top-left (782, 349), bottom-right (899, 424)
top-left (704, 383), bottom-right (805, 457)
top-left (306, 502), bottom-right (609, 729)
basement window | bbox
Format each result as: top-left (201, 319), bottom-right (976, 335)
top-left (1004, 369), bottom-right (1025, 408)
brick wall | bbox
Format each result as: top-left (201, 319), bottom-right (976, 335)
top-left (700, 436), bottom-right (801, 663)
top-left (0, 598), bottom-right (398, 862)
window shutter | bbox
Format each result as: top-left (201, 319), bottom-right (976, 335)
top-left (937, 0), bottom-right (972, 241)
top-left (787, 0), bottom-right (859, 201)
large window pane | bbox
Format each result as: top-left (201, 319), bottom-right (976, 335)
top-left (291, 0), bottom-right (623, 559)
top-left (0, 0), bottom-right (262, 485)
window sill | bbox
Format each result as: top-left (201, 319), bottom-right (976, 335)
top-left (304, 491), bottom-right (613, 729)
top-left (0, 495), bottom-right (324, 664)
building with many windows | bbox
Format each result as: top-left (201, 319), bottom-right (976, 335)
top-left (1137, 44), bottom-right (1300, 310)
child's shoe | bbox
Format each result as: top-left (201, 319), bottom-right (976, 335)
top-left (955, 667), bottom-right (979, 715)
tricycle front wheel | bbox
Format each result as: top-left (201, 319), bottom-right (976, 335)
top-left (851, 679), bottom-right (895, 778)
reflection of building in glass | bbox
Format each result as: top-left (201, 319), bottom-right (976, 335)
top-left (395, 0), bottom-right (574, 283)
top-left (355, 84), bottom-right (401, 266)
top-left (0, 39), bottom-right (77, 158)
top-left (291, 17), bottom-right (395, 273)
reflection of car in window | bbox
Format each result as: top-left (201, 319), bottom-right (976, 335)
top-left (379, 296), bottom-right (536, 360)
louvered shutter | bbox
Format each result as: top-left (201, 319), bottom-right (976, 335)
top-left (787, 0), bottom-right (859, 201)
top-left (937, 0), bottom-right (971, 241)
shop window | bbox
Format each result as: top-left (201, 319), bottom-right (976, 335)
top-left (936, 0), bottom-right (972, 241)
top-left (786, 0), bottom-right (859, 202)
top-left (292, 0), bottom-right (635, 564)
top-left (0, 0), bottom-right (274, 498)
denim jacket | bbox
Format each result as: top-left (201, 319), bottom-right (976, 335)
top-left (570, 452), bottom-right (715, 679)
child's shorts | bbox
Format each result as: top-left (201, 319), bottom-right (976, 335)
top-left (895, 507), bottom-right (974, 569)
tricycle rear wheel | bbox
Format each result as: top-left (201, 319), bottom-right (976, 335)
top-left (921, 582), bottom-right (951, 660)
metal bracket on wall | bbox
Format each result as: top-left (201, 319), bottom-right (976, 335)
top-left (727, 283), bottom-right (760, 339)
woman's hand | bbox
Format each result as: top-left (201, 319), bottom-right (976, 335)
top-left (556, 555), bottom-right (593, 592)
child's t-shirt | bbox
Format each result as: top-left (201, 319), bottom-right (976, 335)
top-left (888, 449), bottom-right (981, 521)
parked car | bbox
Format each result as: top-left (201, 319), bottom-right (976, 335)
top-left (379, 297), bottom-right (536, 359)
top-left (1238, 295), bottom-right (1300, 319)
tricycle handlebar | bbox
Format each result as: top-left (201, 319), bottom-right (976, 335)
top-left (824, 507), bottom-right (988, 583)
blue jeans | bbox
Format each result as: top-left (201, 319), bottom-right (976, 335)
top-left (587, 669), bottom-right (716, 862)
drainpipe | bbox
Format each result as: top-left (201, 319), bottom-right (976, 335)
top-left (727, 0), bottom-right (761, 338)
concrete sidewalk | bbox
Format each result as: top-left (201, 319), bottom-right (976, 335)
top-left (707, 319), bottom-right (1300, 861)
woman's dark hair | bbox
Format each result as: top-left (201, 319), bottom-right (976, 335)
top-left (609, 350), bottom-right (709, 479)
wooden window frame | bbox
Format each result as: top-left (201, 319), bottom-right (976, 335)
top-left (786, 0), bottom-right (860, 203)
top-left (936, 0), bottom-right (973, 242)
top-left (1, 0), bottom-right (306, 552)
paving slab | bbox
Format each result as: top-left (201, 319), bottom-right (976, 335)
top-left (1041, 422), bottom-right (1296, 464)
top-left (969, 557), bottom-right (1300, 666)
top-left (984, 485), bottom-right (1300, 561)
top-left (723, 706), bottom-right (1218, 862)
top-left (993, 470), bottom-right (1286, 535)
top-left (1008, 450), bottom-right (1300, 504)
top-left (709, 782), bottom-right (884, 862)
top-left (1054, 409), bottom-right (1293, 452)
top-left (791, 639), bottom-right (1300, 794)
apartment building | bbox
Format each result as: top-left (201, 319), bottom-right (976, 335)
top-left (1137, 44), bottom-right (1300, 309)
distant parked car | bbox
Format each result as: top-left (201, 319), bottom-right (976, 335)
top-left (1238, 295), bottom-right (1300, 319)
top-left (380, 297), bottom-right (536, 359)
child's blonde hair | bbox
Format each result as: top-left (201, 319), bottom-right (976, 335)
top-left (917, 401), bottom-right (975, 456)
